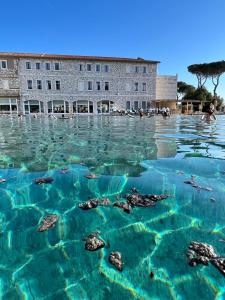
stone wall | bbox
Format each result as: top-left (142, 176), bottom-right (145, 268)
top-left (19, 58), bottom-right (157, 114)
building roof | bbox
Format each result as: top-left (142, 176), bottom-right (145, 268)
top-left (0, 52), bottom-right (160, 64)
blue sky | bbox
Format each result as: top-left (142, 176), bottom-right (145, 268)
top-left (1, 0), bottom-right (225, 98)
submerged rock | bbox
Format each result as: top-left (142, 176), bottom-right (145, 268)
top-left (113, 201), bottom-right (132, 214)
top-left (79, 198), bottom-right (111, 210)
top-left (34, 177), bottom-right (54, 184)
top-left (84, 232), bottom-right (105, 251)
top-left (38, 214), bottom-right (59, 232)
top-left (184, 179), bottom-right (212, 192)
top-left (211, 257), bottom-right (225, 276)
top-left (85, 173), bottom-right (99, 179)
top-left (126, 194), bottom-right (156, 207)
top-left (108, 252), bottom-right (123, 271)
top-left (187, 241), bottom-right (225, 277)
top-left (79, 200), bottom-right (98, 210)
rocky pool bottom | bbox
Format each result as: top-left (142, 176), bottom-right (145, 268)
top-left (1, 156), bottom-right (225, 300)
top-left (1, 115), bottom-right (225, 299)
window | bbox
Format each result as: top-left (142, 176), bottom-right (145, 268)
top-left (26, 62), bottom-right (31, 69)
top-left (1, 60), bottom-right (7, 69)
top-left (135, 82), bottom-right (138, 91)
top-left (37, 80), bottom-right (42, 90)
top-left (45, 63), bottom-right (50, 70)
top-left (105, 82), bottom-right (109, 91)
top-left (142, 83), bottom-right (146, 91)
top-left (134, 101), bottom-right (139, 110)
top-left (36, 62), bottom-right (41, 70)
top-left (96, 81), bottom-right (101, 90)
top-left (104, 65), bottom-right (109, 72)
top-left (126, 101), bottom-right (131, 110)
top-left (55, 62), bottom-right (60, 70)
top-left (143, 66), bottom-right (147, 73)
top-left (142, 101), bottom-right (146, 110)
top-left (88, 81), bottom-right (93, 90)
top-left (56, 80), bottom-right (61, 90)
top-left (135, 66), bottom-right (139, 73)
top-left (87, 64), bottom-right (92, 71)
top-left (47, 80), bottom-right (52, 90)
top-left (27, 80), bottom-right (33, 89)
top-left (79, 64), bottom-right (83, 71)
top-left (96, 64), bottom-right (101, 72)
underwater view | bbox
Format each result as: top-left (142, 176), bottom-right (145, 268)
top-left (1, 115), bottom-right (225, 300)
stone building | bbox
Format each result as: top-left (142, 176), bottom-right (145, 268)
top-left (0, 55), bottom-right (20, 114)
top-left (0, 52), bottom-right (177, 115)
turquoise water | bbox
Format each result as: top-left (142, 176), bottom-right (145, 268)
top-left (1, 115), bottom-right (225, 299)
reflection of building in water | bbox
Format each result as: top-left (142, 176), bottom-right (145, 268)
top-left (0, 52), bottom-right (177, 115)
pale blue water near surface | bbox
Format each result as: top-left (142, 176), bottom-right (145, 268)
top-left (1, 115), bottom-right (225, 300)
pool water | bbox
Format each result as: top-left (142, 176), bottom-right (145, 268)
top-left (1, 115), bottom-right (225, 300)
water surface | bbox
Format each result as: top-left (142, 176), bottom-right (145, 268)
top-left (1, 115), bottom-right (225, 299)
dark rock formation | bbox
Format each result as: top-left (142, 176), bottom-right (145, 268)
top-left (184, 179), bottom-right (212, 192)
top-left (34, 177), bottom-right (54, 184)
top-left (79, 200), bottom-right (98, 210)
top-left (113, 201), bottom-right (132, 214)
top-left (187, 242), bottom-right (216, 267)
top-left (126, 194), bottom-right (156, 207)
top-left (38, 214), bottom-right (59, 232)
top-left (79, 198), bottom-right (111, 210)
top-left (211, 257), bottom-right (225, 276)
top-left (108, 252), bottom-right (123, 271)
top-left (84, 232), bottom-right (105, 251)
top-left (187, 241), bottom-right (225, 277)
top-left (113, 193), bottom-right (168, 214)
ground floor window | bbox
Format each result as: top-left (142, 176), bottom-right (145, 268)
top-left (24, 100), bottom-right (44, 114)
top-left (97, 100), bottom-right (114, 114)
top-left (134, 101), bottom-right (139, 110)
top-left (73, 100), bottom-right (93, 113)
top-left (126, 101), bottom-right (131, 110)
top-left (48, 100), bottom-right (69, 113)
top-left (0, 98), bottom-right (18, 114)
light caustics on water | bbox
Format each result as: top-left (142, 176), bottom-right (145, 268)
top-left (1, 115), bottom-right (225, 299)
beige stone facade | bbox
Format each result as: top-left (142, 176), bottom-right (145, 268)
top-left (0, 52), bottom-right (177, 115)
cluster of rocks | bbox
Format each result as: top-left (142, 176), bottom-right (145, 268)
top-left (78, 191), bottom-right (169, 214)
top-left (83, 232), bottom-right (123, 271)
top-left (184, 178), bottom-right (213, 192)
top-left (114, 193), bottom-right (169, 214)
top-left (38, 214), bottom-right (59, 232)
top-left (78, 198), bottom-right (111, 210)
top-left (187, 241), bottom-right (225, 276)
